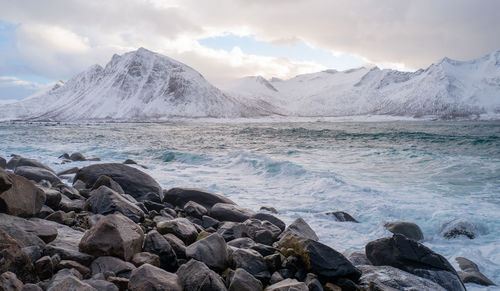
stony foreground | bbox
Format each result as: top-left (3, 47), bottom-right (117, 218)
top-left (0, 154), bottom-right (496, 290)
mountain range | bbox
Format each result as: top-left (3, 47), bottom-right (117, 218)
top-left (1, 47), bottom-right (499, 121)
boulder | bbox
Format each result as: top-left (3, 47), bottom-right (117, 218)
top-left (163, 234), bottom-right (186, 259)
top-left (185, 233), bottom-right (228, 271)
top-left (202, 215), bottom-right (220, 229)
top-left (55, 184), bottom-right (84, 200)
top-left (0, 213), bottom-right (57, 245)
top-left (41, 187), bottom-right (62, 209)
top-left (57, 167), bottom-right (79, 176)
top-left (358, 265), bottom-right (446, 291)
top-left (176, 259), bottom-right (227, 291)
top-left (0, 170), bottom-right (46, 217)
top-left (0, 271), bottom-right (24, 291)
top-left (70, 153), bottom-right (86, 161)
top-left (455, 257), bottom-right (496, 286)
top-left (163, 188), bottom-right (235, 210)
top-left (440, 218), bottom-right (486, 239)
top-left (344, 251), bottom-right (371, 266)
top-left (210, 203), bottom-right (255, 223)
top-left (251, 213), bottom-right (286, 232)
top-left (74, 163), bottom-right (162, 202)
top-left (183, 201), bottom-right (208, 219)
top-left (0, 157), bottom-right (6, 169)
top-left (157, 218), bottom-right (198, 245)
top-left (14, 166), bottom-right (61, 184)
top-left (243, 218), bottom-right (282, 245)
top-left (260, 206), bottom-right (278, 214)
top-left (90, 176), bottom-right (124, 194)
top-left (35, 255), bottom-right (54, 280)
top-left (217, 222), bottom-right (245, 241)
top-left (0, 169), bottom-right (12, 192)
top-left (304, 273), bottom-right (322, 291)
top-left (0, 229), bottom-right (38, 283)
top-left (56, 260), bottom-right (91, 279)
top-left (90, 256), bottom-right (136, 278)
top-left (46, 269), bottom-right (96, 291)
top-left (365, 234), bottom-right (465, 291)
top-left (143, 230), bottom-right (178, 272)
top-left (128, 264), bottom-right (182, 291)
top-left (264, 279), bottom-right (308, 291)
top-left (86, 186), bottom-right (144, 223)
top-left (279, 217), bottom-right (318, 241)
top-left (277, 232), bottom-right (361, 281)
top-left (8, 157), bottom-right (54, 172)
top-left (231, 248), bottom-right (270, 283)
top-left (131, 252), bottom-right (160, 267)
top-left (79, 214), bottom-right (144, 261)
top-left (83, 279), bottom-right (118, 291)
top-left (326, 211), bottom-right (359, 223)
top-left (229, 268), bottom-right (263, 291)
top-left (385, 221), bottom-right (424, 241)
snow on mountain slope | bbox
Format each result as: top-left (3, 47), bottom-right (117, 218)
top-left (222, 50), bottom-right (500, 118)
top-left (0, 48), bottom-right (273, 121)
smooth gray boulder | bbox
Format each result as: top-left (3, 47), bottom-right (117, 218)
top-left (264, 279), bottom-right (308, 291)
top-left (251, 213), bottom-right (286, 232)
top-left (14, 166), bottom-right (61, 184)
top-left (83, 279), bottom-right (118, 291)
top-left (455, 257), bottom-right (496, 286)
top-left (163, 233), bottom-right (187, 259)
top-left (74, 163), bottom-right (162, 202)
top-left (210, 203), bottom-right (256, 223)
top-left (279, 217), bottom-right (318, 241)
top-left (57, 167), bottom-right (79, 176)
top-left (243, 218), bottom-right (282, 245)
top-left (79, 214), bottom-right (144, 261)
top-left (217, 222), bottom-right (245, 242)
top-left (90, 175), bottom-right (124, 194)
top-left (365, 234), bottom-right (465, 291)
top-left (157, 218), bottom-right (198, 245)
top-left (7, 157), bottom-right (54, 172)
top-left (0, 169), bottom-right (46, 217)
top-left (183, 201), bottom-right (208, 219)
top-left (0, 168), bottom-right (12, 192)
top-left (46, 269), bottom-right (96, 291)
top-left (326, 211), bottom-right (359, 223)
top-left (86, 186), bottom-right (144, 223)
top-left (131, 252), bottom-right (161, 267)
top-left (90, 256), bottom-right (136, 278)
top-left (229, 268), bottom-right (263, 291)
top-left (128, 264), bottom-right (182, 291)
top-left (143, 230), bottom-right (178, 272)
top-left (358, 265), bottom-right (446, 291)
top-left (164, 187), bottom-right (236, 210)
top-left (0, 271), bottom-right (24, 291)
top-left (70, 152), bottom-right (86, 161)
top-left (186, 233), bottom-right (228, 271)
top-left (176, 259), bottom-right (227, 291)
top-left (0, 213), bottom-right (58, 244)
top-left (385, 221), bottom-right (424, 241)
top-left (0, 229), bottom-right (38, 283)
top-left (231, 248), bottom-right (270, 283)
top-left (0, 157), bottom-right (6, 169)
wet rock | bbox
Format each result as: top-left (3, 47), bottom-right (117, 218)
top-left (83, 279), bottom-right (118, 291)
top-left (243, 218), bottom-right (282, 245)
top-left (58, 195), bottom-right (86, 213)
top-left (0, 169), bottom-right (12, 192)
top-left (277, 232), bottom-right (361, 281)
top-left (326, 211), bottom-right (359, 223)
top-left (279, 217), bottom-right (318, 241)
top-left (251, 213), bottom-right (286, 232)
top-left (0, 213), bottom-right (57, 245)
top-left (107, 276), bottom-right (128, 290)
top-left (231, 248), bottom-right (270, 283)
top-left (128, 264), bottom-right (182, 291)
top-left (304, 273), bottom-right (323, 291)
top-left (0, 170), bottom-right (46, 217)
top-left (183, 201), bottom-right (208, 219)
top-left (177, 259), bottom-right (227, 291)
top-left (91, 256), bottom-right (135, 278)
top-left (157, 218), bottom-right (198, 245)
top-left (38, 205), bottom-right (55, 218)
top-left (15, 166), bottom-right (61, 184)
top-left (260, 206), bottom-right (278, 214)
top-left (56, 260), bottom-right (91, 278)
top-left (0, 229), bottom-right (37, 283)
top-left (185, 233), bottom-right (228, 271)
top-left (0, 157), bottom-right (6, 169)
top-left (57, 167), bottom-right (79, 176)
top-left (143, 201), bottom-right (165, 212)
top-left (0, 271), bottom-right (23, 291)
top-left (90, 176), bottom-right (125, 194)
top-left (70, 153), bottom-right (86, 161)
top-left (163, 187), bottom-right (236, 210)
top-left (131, 252), bottom-right (160, 267)
top-left (163, 233), bottom-right (186, 259)
top-left (41, 188), bottom-right (62, 209)
top-left (8, 157), bottom-right (54, 172)
top-left (74, 163), bottom-right (162, 202)
top-left (46, 269), bottom-right (96, 291)
top-left (440, 218), bottom-right (486, 239)
top-left (79, 214), bottom-right (144, 261)
top-left (35, 255), bottom-right (54, 280)
top-left (217, 222), bottom-right (245, 241)
top-left (45, 211), bottom-right (75, 226)
top-left (56, 184), bottom-right (84, 200)
top-left (228, 237), bottom-right (255, 248)
top-left (86, 186), bottom-right (144, 223)
top-left (59, 153), bottom-right (71, 160)
top-left (358, 265), bottom-right (446, 291)
top-left (202, 215), bottom-right (219, 229)
top-left (264, 278), bottom-right (308, 291)
top-left (385, 221), bottom-right (424, 241)
top-left (251, 243), bottom-right (278, 257)
top-left (365, 234), bottom-right (465, 291)
top-left (143, 230), bottom-right (178, 272)
top-left (22, 245), bottom-right (43, 263)
top-left (344, 250), bottom-right (371, 266)
top-left (455, 257), bottom-right (496, 286)
top-left (210, 203), bottom-right (255, 223)
top-left (229, 268), bottom-right (263, 291)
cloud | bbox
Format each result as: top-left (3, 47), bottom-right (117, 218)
top-left (0, 76), bottom-right (49, 100)
top-left (0, 0), bottom-right (499, 86)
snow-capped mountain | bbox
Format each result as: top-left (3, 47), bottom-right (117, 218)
top-left (222, 50), bottom-right (500, 118)
top-left (0, 48), bottom-right (273, 121)
top-left (1, 48), bottom-right (499, 121)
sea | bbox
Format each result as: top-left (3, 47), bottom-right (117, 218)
top-left (1, 119), bottom-right (499, 290)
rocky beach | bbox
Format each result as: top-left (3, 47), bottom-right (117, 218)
top-left (0, 153), bottom-right (496, 290)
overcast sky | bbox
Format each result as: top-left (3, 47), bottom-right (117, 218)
top-left (1, 0), bottom-right (500, 100)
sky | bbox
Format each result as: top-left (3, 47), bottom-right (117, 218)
top-left (1, 0), bottom-right (500, 101)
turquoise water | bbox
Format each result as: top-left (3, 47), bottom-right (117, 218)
top-left (1, 120), bottom-right (499, 289)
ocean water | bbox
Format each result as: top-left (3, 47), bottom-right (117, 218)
top-left (1, 120), bottom-right (499, 289)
